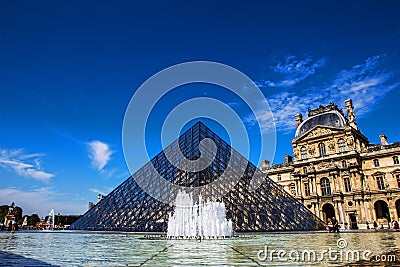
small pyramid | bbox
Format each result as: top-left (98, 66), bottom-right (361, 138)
top-left (69, 122), bottom-right (324, 232)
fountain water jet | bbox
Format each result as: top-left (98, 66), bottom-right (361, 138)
top-left (167, 191), bottom-right (233, 239)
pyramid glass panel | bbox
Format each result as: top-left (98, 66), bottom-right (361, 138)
top-left (69, 122), bottom-right (324, 232)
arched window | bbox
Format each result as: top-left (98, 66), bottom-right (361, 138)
top-left (300, 146), bottom-right (308, 160)
top-left (338, 138), bottom-right (346, 152)
top-left (320, 178), bottom-right (331, 196)
top-left (318, 143), bottom-right (326, 157)
top-left (374, 159), bottom-right (380, 167)
top-left (393, 156), bottom-right (399, 165)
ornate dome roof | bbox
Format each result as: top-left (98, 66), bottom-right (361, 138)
top-left (295, 110), bottom-right (347, 138)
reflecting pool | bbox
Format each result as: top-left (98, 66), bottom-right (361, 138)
top-left (0, 230), bottom-right (399, 266)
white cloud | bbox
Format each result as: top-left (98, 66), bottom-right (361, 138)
top-left (256, 55), bottom-right (326, 88)
top-left (87, 140), bottom-right (113, 171)
top-left (89, 187), bottom-right (114, 196)
top-left (0, 148), bottom-right (54, 181)
top-left (0, 187), bottom-right (87, 217)
top-left (250, 55), bottom-right (399, 133)
top-left (89, 188), bottom-right (106, 195)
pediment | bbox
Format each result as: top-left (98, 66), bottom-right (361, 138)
top-left (294, 125), bottom-right (345, 142)
top-left (391, 169), bottom-right (400, 174)
top-left (371, 171), bottom-right (385, 177)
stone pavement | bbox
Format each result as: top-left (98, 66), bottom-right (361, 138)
top-left (0, 250), bottom-right (58, 267)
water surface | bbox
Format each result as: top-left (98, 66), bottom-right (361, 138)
top-left (0, 230), bottom-right (399, 266)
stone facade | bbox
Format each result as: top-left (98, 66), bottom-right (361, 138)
top-left (261, 99), bottom-right (400, 229)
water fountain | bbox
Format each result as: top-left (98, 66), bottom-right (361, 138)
top-left (46, 209), bottom-right (55, 230)
top-left (167, 191), bottom-right (233, 239)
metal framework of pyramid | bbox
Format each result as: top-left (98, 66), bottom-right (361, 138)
top-left (69, 122), bottom-right (324, 232)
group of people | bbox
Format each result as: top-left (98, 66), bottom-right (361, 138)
top-left (326, 217), bottom-right (340, 232)
top-left (369, 220), bottom-right (400, 230)
top-left (327, 217), bottom-right (400, 232)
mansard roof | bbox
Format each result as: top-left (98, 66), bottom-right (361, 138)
top-left (295, 110), bottom-right (347, 138)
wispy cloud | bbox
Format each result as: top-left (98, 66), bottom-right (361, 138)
top-left (249, 55), bottom-right (399, 133)
top-left (89, 187), bottom-right (114, 196)
top-left (87, 141), bottom-right (113, 171)
top-left (0, 148), bottom-right (54, 181)
top-left (89, 188), bottom-right (106, 195)
top-left (256, 55), bottom-right (326, 88)
top-left (0, 187), bottom-right (87, 217)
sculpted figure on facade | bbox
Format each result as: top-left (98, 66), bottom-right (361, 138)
top-left (309, 146), bottom-right (315, 157)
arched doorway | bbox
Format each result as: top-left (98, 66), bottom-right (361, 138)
top-left (395, 199), bottom-right (400, 220)
top-left (322, 203), bottom-right (335, 223)
top-left (374, 200), bottom-right (391, 222)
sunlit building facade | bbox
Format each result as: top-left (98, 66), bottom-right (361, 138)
top-left (261, 99), bottom-right (400, 229)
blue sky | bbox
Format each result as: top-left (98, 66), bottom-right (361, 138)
top-left (1, 0), bottom-right (400, 217)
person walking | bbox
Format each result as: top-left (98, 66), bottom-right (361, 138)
top-left (331, 217), bottom-right (339, 232)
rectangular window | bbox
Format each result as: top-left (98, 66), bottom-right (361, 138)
top-left (277, 174), bottom-right (281, 181)
top-left (393, 156), bottom-right (399, 165)
top-left (396, 174), bottom-right (400, 188)
top-left (374, 159), bottom-right (380, 167)
top-left (338, 138), bottom-right (346, 152)
top-left (376, 176), bottom-right (385, 190)
top-left (319, 143), bottom-right (326, 157)
top-left (290, 184), bottom-right (296, 196)
top-left (301, 147), bottom-right (308, 160)
top-left (342, 161), bottom-right (347, 168)
top-left (303, 167), bottom-right (307, 175)
top-left (304, 183), bottom-right (310, 196)
top-left (344, 178), bottom-right (351, 192)
top-left (320, 178), bottom-right (332, 196)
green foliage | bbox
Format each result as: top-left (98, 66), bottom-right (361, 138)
top-left (0, 205), bottom-right (8, 223)
top-left (44, 215), bottom-right (81, 226)
top-left (27, 214), bottom-right (41, 225)
top-left (0, 204), bottom-right (23, 223)
top-left (13, 207), bottom-right (23, 220)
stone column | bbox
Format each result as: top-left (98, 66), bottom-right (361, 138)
top-left (298, 180), bottom-right (303, 197)
top-left (388, 198), bottom-right (397, 221)
top-left (316, 202), bottom-right (321, 218)
top-left (314, 177), bottom-right (319, 195)
top-left (310, 177), bottom-right (315, 194)
top-left (330, 175), bottom-right (337, 194)
top-left (367, 200), bottom-right (376, 222)
top-left (358, 200), bottom-right (365, 222)
top-left (336, 201), bottom-right (346, 228)
top-left (313, 203), bottom-right (317, 215)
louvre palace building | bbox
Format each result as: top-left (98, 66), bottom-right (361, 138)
top-left (260, 99), bottom-right (400, 230)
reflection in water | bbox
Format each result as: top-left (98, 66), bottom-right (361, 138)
top-left (0, 231), bottom-right (399, 266)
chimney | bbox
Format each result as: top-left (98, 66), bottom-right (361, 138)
top-left (284, 154), bottom-right (293, 164)
top-left (295, 114), bottom-right (303, 128)
top-left (345, 99), bottom-right (359, 130)
top-left (379, 134), bottom-right (389, 145)
top-left (261, 159), bottom-right (270, 167)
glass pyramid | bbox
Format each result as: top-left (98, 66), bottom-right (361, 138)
top-left (69, 122), bottom-right (324, 232)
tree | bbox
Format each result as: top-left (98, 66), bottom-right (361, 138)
top-left (27, 214), bottom-right (41, 226)
top-left (0, 204), bottom-right (23, 223)
top-left (0, 205), bottom-right (8, 223)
